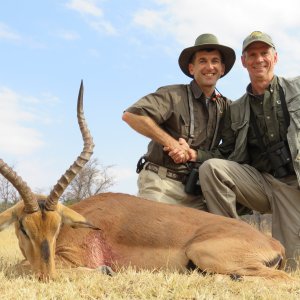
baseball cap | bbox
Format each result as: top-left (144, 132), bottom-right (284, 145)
top-left (242, 31), bottom-right (275, 52)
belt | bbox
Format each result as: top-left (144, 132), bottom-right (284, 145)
top-left (145, 162), bottom-right (187, 182)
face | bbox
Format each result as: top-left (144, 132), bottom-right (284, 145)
top-left (241, 42), bottom-right (277, 82)
top-left (16, 209), bottom-right (62, 281)
top-left (188, 50), bottom-right (225, 90)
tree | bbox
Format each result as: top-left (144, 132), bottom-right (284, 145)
top-left (61, 157), bottom-right (115, 204)
top-left (0, 172), bottom-right (19, 211)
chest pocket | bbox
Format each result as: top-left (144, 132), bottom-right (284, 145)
top-left (231, 121), bottom-right (248, 135)
top-left (290, 108), bottom-right (300, 129)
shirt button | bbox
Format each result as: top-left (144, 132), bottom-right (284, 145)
top-left (270, 133), bottom-right (274, 137)
top-left (266, 116), bottom-right (270, 119)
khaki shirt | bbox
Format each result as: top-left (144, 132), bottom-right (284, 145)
top-left (125, 80), bottom-right (230, 173)
top-left (218, 75), bottom-right (300, 187)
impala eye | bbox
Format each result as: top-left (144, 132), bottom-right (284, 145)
top-left (19, 221), bottom-right (29, 238)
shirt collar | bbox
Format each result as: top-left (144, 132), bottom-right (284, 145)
top-left (246, 76), bottom-right (278, 98)
top-left (190, 79), bottom-right (220, 102)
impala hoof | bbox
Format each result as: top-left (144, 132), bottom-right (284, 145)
top-left (230, 273), bottom-right (243, 281)
top-left (97, 265), bottom-right (115, 276)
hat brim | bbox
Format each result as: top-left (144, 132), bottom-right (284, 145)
top-left (178, 44), bottom-right (236, 78)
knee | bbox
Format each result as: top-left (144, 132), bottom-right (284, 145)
top-left (200, 158), bottom-right (220, 177)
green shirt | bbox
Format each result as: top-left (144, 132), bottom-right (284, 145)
top-left (125, 80), bottom-right (230, 173)
top-left (247, 76), bottom-right (288, 172)
top-left (216, 75), bottom-right (300, 187)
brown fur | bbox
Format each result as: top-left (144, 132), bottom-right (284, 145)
top-left (54, 192), bottom-right (291, 280)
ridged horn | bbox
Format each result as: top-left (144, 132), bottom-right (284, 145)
top-left (45, 81), bottom-right (94, 211)
top-left (0, 159), bottom-right (39, 213)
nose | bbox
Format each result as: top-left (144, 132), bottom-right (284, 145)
top-left (38, 270), bottom-right (56, 281)
top-left (38, 272), bottom-right (51, 282)
top-left (206, 61), bottom-right (214, 69)
top-left (255, 54), bottom-right (264, 63)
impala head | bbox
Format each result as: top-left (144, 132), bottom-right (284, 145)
top-left (0, 81), bottom-right (98, 281)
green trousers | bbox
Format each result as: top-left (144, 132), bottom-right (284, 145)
top-left (199, 158), bottom-right (300, 271)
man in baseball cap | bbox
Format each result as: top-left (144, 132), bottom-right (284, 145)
top-left (199, 30), bottom-right (300, 270)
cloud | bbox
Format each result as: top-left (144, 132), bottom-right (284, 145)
top-left (110, 165), bottom-right (136, 181)
top-left (56, 30), bottom-right (80, 41)
top-left (132, 0), bottom-right (300, 76)
top-left (65, 0), bottom-right (103, 17)
top-left (0, 22), bottom-right (21, 42)
top-left (109, 166), bottom-right (138, 194)
top-left (65, 0), bottom-right (117, 35)
top-left (16, 158), bottom-right (59, 194)
top-left (133, 9), bottom-right (166, 31)
top-left (89, 20), bottom-right (117, 35)
top-left (0, 87), bottom-right (45, 155)
top-left (0, 22), bottom-right (46, 49)
top-left (133, 0), bottom-right (300, 44)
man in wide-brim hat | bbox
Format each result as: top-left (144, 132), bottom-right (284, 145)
top-left (178, 33), bottom-right (235, 78)
top-left (122, 33), bottom-right (236, 209)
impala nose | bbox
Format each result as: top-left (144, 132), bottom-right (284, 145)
top-left (41, 239), bottom-right (50, 262)
top-left (38, 272), bottom-right (51, 282)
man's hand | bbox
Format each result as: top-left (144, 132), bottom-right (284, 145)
top-left (123, 112), bottom-right (198, 164)
top-left (163, 138), bottom-right (197, 164)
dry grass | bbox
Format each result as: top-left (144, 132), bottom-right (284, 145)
top-left (1, 226), bottom-right (300, 300)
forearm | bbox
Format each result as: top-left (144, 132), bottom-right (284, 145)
top-left (195, 135), bottom-right (236, 163)
top-left (196, 148), bottom-right (226, 163)
top-left (122, 112), bottom-right (178, 148)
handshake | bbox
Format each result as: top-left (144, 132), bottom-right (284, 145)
top-left (163, 137), bottom-right (202, 195)
top-left (163, 137), bottom-right (197, 164)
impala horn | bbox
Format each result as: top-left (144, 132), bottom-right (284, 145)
top-left (45, 81), bottom-right (94, 211)
top-left (0, 160), bottom-right (39, 213)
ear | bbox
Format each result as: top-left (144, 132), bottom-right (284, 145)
top-left (57, 203), bottom-right (99, 230)
top-left (188, 63), bottom-right (194, 77)
top-left (241, 54), bottom-right (247, 68)
top-left (221, 63), bottom-right (225, 76)
top-left (274, 51), bottom-right (278, 64)
top-left (0, 202), bottom-right (23, 231)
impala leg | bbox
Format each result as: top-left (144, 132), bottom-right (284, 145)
top-left (96, 265), bottom-right (115, 276)
top-left (186, 240), bottom-right (227, 275)
top-left (186, 239), bottom-right (293, 281)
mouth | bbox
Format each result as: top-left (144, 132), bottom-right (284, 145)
top-left (204, 73), bottom-right (215, 78)
top-left (253, 64), bottom-right (266, 71)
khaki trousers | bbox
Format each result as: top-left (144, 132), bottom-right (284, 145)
top-left (137, 166), bottom-right (207, 211)
top-left (199, 158), bottom-right (300, 270)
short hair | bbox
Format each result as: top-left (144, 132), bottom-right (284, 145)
top-left (242, 45), bottom-right (276, 58)
top-left (189, 48), bottom-right (225, 64)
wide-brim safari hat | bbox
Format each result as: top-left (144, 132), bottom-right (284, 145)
top-left (178, 33), bottom-right (236, 78)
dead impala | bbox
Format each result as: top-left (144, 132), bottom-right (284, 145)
top-left (0, 82), bottom-right (291, 281)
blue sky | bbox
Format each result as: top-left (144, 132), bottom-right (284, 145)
top-left (1, 0), bottom-right (300, 196)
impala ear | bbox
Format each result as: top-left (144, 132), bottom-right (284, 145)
top-left (57, 203), bottom-right (99, 230)
top-left (0, 202), bottom-right (23, 231)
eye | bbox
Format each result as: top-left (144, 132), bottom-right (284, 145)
top-left (19, 221), bottom-right (29, 238)
top-left (212, 58), bottom-right (220, 64)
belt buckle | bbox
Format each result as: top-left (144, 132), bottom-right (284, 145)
top-left (157, 166), bottom-right (168, 179)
